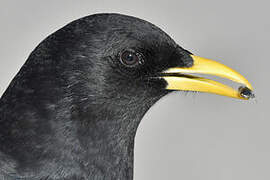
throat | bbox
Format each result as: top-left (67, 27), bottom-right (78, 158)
top-left (70, 91), bottom-right (166, 179)
top-left (75, 113), bottom-right (139, 180)
top-left (88, 140), bottom-right (134, 180)
top-left (82, 135), bottom-right (135, 180)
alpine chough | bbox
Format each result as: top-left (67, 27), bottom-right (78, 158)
top-left (0, 13), bottom-right (254, 180)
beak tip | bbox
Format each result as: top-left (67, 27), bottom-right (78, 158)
top-left (238, 86), bottom-right (255, 99)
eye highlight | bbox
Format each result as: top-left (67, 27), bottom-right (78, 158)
top-left (120, 49), bottom-right (142, 67)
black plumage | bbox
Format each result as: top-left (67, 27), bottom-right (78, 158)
top-left (0, 13), bottom-right (194, 179)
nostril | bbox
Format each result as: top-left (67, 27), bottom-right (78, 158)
top-left (181, 54), bottom-right (194, 68)
top-left (175, 45), bottom-right (194, 68)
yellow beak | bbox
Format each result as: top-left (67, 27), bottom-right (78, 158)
top-left (162, 55), bottom-right (254, 100)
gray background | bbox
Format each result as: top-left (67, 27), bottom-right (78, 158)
top-left (0, 0), bottom-right (269, 179)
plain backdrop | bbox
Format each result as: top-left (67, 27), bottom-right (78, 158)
top-left (0, 0), bottom-right (269, 179)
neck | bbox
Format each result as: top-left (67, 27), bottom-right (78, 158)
top-left (84, 136), bottom-right (135, 179)
top-left (70, 89), bottom-right (168, 179)
top-left (72, 101), bottom-right (142, 180)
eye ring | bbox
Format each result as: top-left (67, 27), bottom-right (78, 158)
top-left (119, 49), bottom-right (143, 67)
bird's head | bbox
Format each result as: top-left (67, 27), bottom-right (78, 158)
top-left (55, 13), bottom-right (253, 103)
top-left (16, 13), bottom-right (254, 138)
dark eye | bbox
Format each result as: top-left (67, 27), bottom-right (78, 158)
top-left (120, 50), bottom-right (141, 67)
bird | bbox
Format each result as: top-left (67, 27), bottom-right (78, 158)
top-left (0, 13), bottom-right (254, 180)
